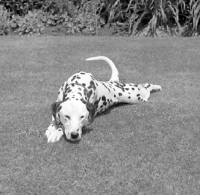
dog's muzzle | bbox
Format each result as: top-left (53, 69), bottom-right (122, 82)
top-left (70, 132), bottom-right (80, 140)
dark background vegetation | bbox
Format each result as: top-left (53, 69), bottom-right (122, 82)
top-left (0, 0), bottom-right (200, 36)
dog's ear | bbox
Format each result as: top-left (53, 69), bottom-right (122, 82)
top-left (84, 88), bottom-right (94, 100)
top-left (51, 102), bottom-right (62, 121)
top-left (86, 102), bottom-right (96, 124)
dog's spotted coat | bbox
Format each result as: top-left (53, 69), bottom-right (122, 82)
top-left (46, 56), bottom-right (162, 142)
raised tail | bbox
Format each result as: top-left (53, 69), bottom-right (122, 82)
top-left (86, 56), bottom-right (119, 82)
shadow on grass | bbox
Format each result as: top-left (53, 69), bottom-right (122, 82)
top-left (97, 102), bottom-right (130, 117)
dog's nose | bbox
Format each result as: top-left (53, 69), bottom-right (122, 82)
top-left (71, 132), bottom-right (79, 140)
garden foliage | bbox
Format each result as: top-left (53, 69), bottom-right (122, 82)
top-left (0, 0), bottom-right (199, 36)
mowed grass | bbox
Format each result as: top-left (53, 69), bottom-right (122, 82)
top-left (0, 36), bottom-right (200, 195)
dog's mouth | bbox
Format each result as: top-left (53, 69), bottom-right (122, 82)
top-left (65, 135), bottom-right (81, 142)
top-left (70, 137), bottom-right (81, 142)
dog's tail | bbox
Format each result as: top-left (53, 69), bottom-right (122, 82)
top-left (86, 56), bottom-right (119, 82)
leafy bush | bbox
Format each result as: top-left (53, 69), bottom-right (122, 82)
top-left (0, 0), bottom-right (103, 36)
top-left (43, 1), bottom-right (102, 35)
top-left (186, 0), bottom-right (200, 36)
top-left (1, 0), bottom-right (83, 15)
top-left (102, 0), bottom-right (200, 37)
top-left (10, 10), bottom-right (45, 35)
top-left (1, 0), bottom-right (199, 36)
top-left (2, 0), bottom-right (45, 15)
top-left (0, 8), bottom-right (11, 35)
top-left (63, 0), bottom-right (102, 35)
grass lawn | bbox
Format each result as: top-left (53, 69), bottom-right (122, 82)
top-left (1, 36), bottom-right (200, 195)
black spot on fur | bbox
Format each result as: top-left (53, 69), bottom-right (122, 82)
top-left (132, 88), bottom-right (135, 90)
top-left (82, 83), bottom-right (86, 87)
top-left (64, 97), bottom-right (69, 101)
top-left (137, 94), bottom-right (140, 97)
top-left (71, 75), bottom-right (77, 82)
top-left (138, 97), bottom-right (141, 100)
top-left (80, 98), bottom-right (87, 104)
top-left (128, 96), bottom-right (131, 99)
top-left (94, 98), bottom-right (101, 109)
top-left (114, 82), bottom-right (125, 92)
top-left (65, 87), bottom-right (70, 91)
top-left (119, 93), bottom-right (122, 96)
top-left (83, 89), bottom-right (87, 97)
top-left (125, 88), bottom-right (129, 90)
top-left (102, 83), bottom-right (111, 92)
top-left (87, 90), bottom-right (93, 99)
top-left (57, 105), bottom-right (62, 112)
top-left (103, 102), bottom-right (107, 106)
top-left (67, 89), bottom-right (72, 93)
top-left (114, 94), bottom-right (116, 97)
top-left (146, 84), bottom-right (151, 88)
top-left (88, 80), bottom-right (96, 90)
top-left (102, 96), bottom-right (106, 101)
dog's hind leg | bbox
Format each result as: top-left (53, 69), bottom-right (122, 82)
top-left (143, 83), bottom-right (162, 93)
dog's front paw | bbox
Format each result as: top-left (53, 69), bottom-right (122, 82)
top-left (45, 124), bottom-right (63, 143)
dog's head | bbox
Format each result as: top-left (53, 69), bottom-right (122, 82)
top-left (51, 97), bottom-right (96, 141)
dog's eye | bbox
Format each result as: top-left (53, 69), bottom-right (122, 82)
top-left (80, 116), bottom-right (84, 119)
top-left (65, 115), bottom-right (70, 119)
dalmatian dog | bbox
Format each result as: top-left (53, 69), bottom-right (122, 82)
top-left (45, 56), bottom-right (162, 142)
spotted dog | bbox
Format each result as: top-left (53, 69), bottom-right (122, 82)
top-left (46, 56), bottom-right (162, 142)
